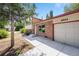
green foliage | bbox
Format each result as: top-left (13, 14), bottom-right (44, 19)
top-left (20, 28), bottom-right (26, 33)
top-left (26, 3), bottom-right (37, 17)
top-left (39, 24), bottom-right (45, 33)
top-left (0, 20), bottom-right (8, 28)
top-left (15, 49), bottom-right (21, 56)
top-left (70, 3), bottom-right (79, 10)
top-left (46, 10), bottom-right (53, 19)
top-left (39, 28), bottom-right (45, 33)
top-left (25, 18), bottom-right (31, 25)
top-left (64, 3), bottom-right (79, 12)
top-left (0, 29), bottom-right (8, 39)
top-left (49, 10), bottom-right (53, 18)
top-left (0, 3), bottom-right (36, 47)
top-left (0, 3), bottom-right (36, 24)
top-left (15, 20), bottom-right (24, 31)
top-left (64, 4), bottom-right (71, 12)
top-left (46, 14), bottom-right (49, 19)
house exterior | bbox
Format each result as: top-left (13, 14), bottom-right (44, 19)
top-left (32, 17), bottom-right (43, 34)
top-left (32, 9), bottom-right (79, 48)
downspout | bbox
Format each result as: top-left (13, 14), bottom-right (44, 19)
top-left (35, 24), bottom-right (37, 35)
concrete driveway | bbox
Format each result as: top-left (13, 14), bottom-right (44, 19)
top-left (23, 34), bottom-right (79, 56)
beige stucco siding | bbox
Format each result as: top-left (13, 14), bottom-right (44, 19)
top-left (54, 22), bottom-right (79, 48)
top-left (53, 12), bottom-right (79, 24)
top-left (54, 12), bottom-right (79, 47)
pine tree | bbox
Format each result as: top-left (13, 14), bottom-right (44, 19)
top-left (49, 10), bottom-right (53, 18)
top-left (46, 14), bottom-right (49, 19)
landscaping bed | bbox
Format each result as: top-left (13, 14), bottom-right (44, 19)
top-left (0, 32), bottom-right (34, 56)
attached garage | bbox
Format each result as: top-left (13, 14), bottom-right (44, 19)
top-left (54, 22), bottom-right (79, 47)
top-left (53, 11), bottom-right (79, 48)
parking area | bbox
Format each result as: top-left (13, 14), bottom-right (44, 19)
top-left (23, 34), bottom-right (79, 56)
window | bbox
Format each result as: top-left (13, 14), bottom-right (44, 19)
top-left (42, 25), bottom-right (45, 28)
top-left (39, 24), bottom-right (45, 33)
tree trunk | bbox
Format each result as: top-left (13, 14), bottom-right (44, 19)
top-left (11, 15), bottom-right (14, 47)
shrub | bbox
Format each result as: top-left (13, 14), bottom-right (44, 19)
top-left (20, 28), bottom-right (26, 33)
top-left (15, 20), bottom-right (24, 31)
top-left (15, 49), bottom-right (21, 56)
top-left (0, 20), bottom-right (8, 29)
top-left (0, 29), bottom-right (8, 39)
top-left (15, 25), bottom-right (24, 31)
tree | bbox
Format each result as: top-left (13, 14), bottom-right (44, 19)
top-left (46, 10), bottom-right (53, 19)
top-left (64, 4), bottom-right (71, 12)
top-left (70, 3), bottom-right (79, 10)
top-left (0, 4), bottom-right (9, 28)
top-left (0, 3), bottom-right (36, 48)
top-left (19, 3), bottom-right (37, 25)
top-left (64, 3), bottom-right (79, 12)
top-left (46, 14), bottom-right (49, 19)
top-left (7, 4), bottom-right (24, 47)
top-left (49, 10), bottom-right (53, 18)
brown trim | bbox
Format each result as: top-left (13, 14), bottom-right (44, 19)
top-left (52, 24), bottom-right (54, 41)
top-left (54, 20), bottom-right (79, 24)
top-left (32, 17), bottom-right (42, 20)
top-left (36, 20), bottom-right (52, 25)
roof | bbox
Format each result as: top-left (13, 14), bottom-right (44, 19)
top-left (32, 17), bottom-right (43, 21)
top-left (33, 9), bottom-right (79, 25)
top-left (52, 9), bottom-right (79, 19)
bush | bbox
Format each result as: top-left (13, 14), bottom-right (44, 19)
top-left (0, 29), bottom-right (8, 39)
top-left (20, 28), bottom-right (26, 33)
top-left (0, 20), bottom-right (8, 29)
top-left (15, 20), bottom-right (24, 31)
top-left (20, 28), bottom-right (32, 36)
top-left (15, 25), bottom-right (24, 31)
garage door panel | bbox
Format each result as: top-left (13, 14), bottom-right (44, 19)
top-left (54, 22), bottom-right (79, 47)
top-left (73, 22), bottom-right (79, 47)
top-left (54, 24), bottom-right (66, 43)
top-left (66, 23), bottom-right (74, 46)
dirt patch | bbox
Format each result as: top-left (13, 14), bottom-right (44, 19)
top-left (0, 32), bottom-right (34, 56)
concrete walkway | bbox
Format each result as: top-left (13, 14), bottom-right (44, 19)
top-left (22, 34), bottom-right (79, 56)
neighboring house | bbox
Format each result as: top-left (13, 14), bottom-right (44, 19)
top-left (32, 9), bottom-right (79, 48)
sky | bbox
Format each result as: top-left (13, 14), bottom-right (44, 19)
top-left (35, 3), bottom-right (69, 19)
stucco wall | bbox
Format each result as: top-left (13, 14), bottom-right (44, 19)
top-left (32, 17), bottom-right (42, 33)
top-left (53, 12), bottom-right (79, 48)
top-left (35, 21), bottom-right (53, 40)
top-left (53, 12), bottom-right (79, 24)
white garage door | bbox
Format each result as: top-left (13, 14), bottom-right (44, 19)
top-left (54, 22), bottom-right (79, 47)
